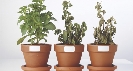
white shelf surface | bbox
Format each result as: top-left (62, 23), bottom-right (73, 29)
top-left (0, 59), bottom-right (133, 71)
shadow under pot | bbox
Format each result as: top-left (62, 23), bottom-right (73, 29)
top-left (54, 44), bottom-right (84, 67)
top-left (21, 44), bottom-right (51, 67)
top-left (87, 44), bottom-right (117, 67)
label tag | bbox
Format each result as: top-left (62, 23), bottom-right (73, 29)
top-left (98, 46), bottom-right (109, 52)
top-left (64, 46), bottom-right (75, 52)
top-left (29, 46), bottom-right (40, 51)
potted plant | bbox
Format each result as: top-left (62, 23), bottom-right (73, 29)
top-left (54, 0), bottom-right (87, 70)
top-left (17, 0), bottom-right (56, 69)
top-left (87, 1), bottom-right (117, 69)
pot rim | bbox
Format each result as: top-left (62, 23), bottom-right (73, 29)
top-left (87, 43), bottom-right (118, 46)
top-left (54, 43), bottom-right (84, 52)
top-left (54, 64), bottom-right (84, 70)
top-left (21, 65), bottom-right (51, 70)
top-left (87, 64), bottom-right (117, 70)
top-left (21, 43), bottom-right (51, 52)
top-left (54, 43), bottom-right (84, 46)
top-left (21, 43), bottom-right (52, 46)
top-left (87, 43), bottom-right (117, 52)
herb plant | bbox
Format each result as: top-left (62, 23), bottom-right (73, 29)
top-left (17, 0), bottom-right (57, 45)
top-left (54, 1), bottom-right (87, 45)
top-left (93, 2), bottom-right (117, 45)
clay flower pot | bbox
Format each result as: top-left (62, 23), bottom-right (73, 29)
top-left (54, 64), bottom-right (84, 71)
top-left (54, 44), bottom-right (84, 67)
top-left (87, 44), bottom-right (117, 67)
top-left (21, 65), bottom-right (51, 71)
top-left (21, 44), bottom-right (51, 67)
top-left (87, 64), bottom-right (117, 71)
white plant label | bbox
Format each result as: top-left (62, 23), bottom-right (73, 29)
top-left (98, 46), bottom-right (109, 52)
top-left (64, 46), bottom-right (75, 52)
top-left (29, 46), bottom-right (40, 51)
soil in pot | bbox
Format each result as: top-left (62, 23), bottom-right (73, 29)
top-left (21, 65), bottom-right (51, 71)
top-left (87, 44), bottom-right (117, 67)
top-left (54, 44), bottom-right (84, 67)
top-left (21, 44), bottom-right (51, 67)
top-left (54, 64), bottom-right (84, 71)
top-left (87, 64), bottom-right (117, 71)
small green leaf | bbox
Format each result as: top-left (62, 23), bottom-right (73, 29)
top-left (44, 16), bottom-right (50, 25)
top-left (63, 1), bottom-right (68, 7)
top-left (103, 10), bottom-right (106, 15)
top-left (70, 16), bottom-right (74, 20)
top-left (32, 0), bottom-right (39, 2)
top-left (27, 37), bottom-right (36, 43)
top-left (69, 3), bottom-right (73, 7)
top-left (64, 10), bottom-right (67, 15)
top-left (42, 5), bottom-right (46, 10)
top-left (54, 29), bottom-right (61, 35)
top-left (62, 15), bottom-right (65, 20)
top-left (20, 24), bottom-right (27, 36)
top-left (114, 21), bottom-right (117, 24)
top-left (51, 17), bottom-right (57, 21)
top-left (95, 5), bottom-right (97, 9)
top-left (28, 39), bottom-right (32, 42)
top-left (97, 13), bottom-right (102, 18)
top-left (44, 22), bottom-right (56, 30)
top-left (17, 20), bottom-right (21, 25)
top-left (29, 28), bottom-right (36, 34)
top-left (17, 35), bottom-right (27, 45)
top-left (82, 33), bottom-right (85, 37)
top-left (43, 34), bottom-right (47, 37)
top-left (72, 39), bottom-right (75, 44)
top-left (17, 15), bottom-right (25, 24)
top-left (44, 38), bottom-right (47, 42)
top-left (63, 30), bottom-right (67, 41)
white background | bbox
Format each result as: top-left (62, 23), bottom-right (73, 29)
top-left (0, 0), bottom-right (133, 62)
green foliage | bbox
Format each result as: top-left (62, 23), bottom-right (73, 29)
top-left (54, 1), bottom-right (87, 45)
top-left (17, 0), bottom-right (57, 45)
top-left (93, 2), bottom-right (117, 45)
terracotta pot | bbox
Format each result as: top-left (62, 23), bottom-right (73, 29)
top-left (21, 65), bottom-right (51, 71)
top-left (87, 64), bottom-right (117, 71)
top-left (21, 44), bottom-right (51, 67)
top-left (54, 44), bottom-right (84, 67)
top-left (54, 64), bottom-right (84, 71)
top-left (87, 44), bottom-right (117, 67)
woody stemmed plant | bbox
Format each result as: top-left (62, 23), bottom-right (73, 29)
top-left (54, 1), bottom-right (87, 45)
top-left (93, 2), bottom-right (117, 45)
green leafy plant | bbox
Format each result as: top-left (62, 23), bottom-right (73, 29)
top-left (17, 0), bottom-right (57, 45)
top-left (93, 2), bottom-right (117, 45)
top-left (54, 1), bottom-right (87, 45)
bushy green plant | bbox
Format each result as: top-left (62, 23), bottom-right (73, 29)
top-left (54, 1), bottom-right (87, 45)
top-left (93, 2), bottom-right (117, 45)
top-left (17, 0), bottom-right (57, 45)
